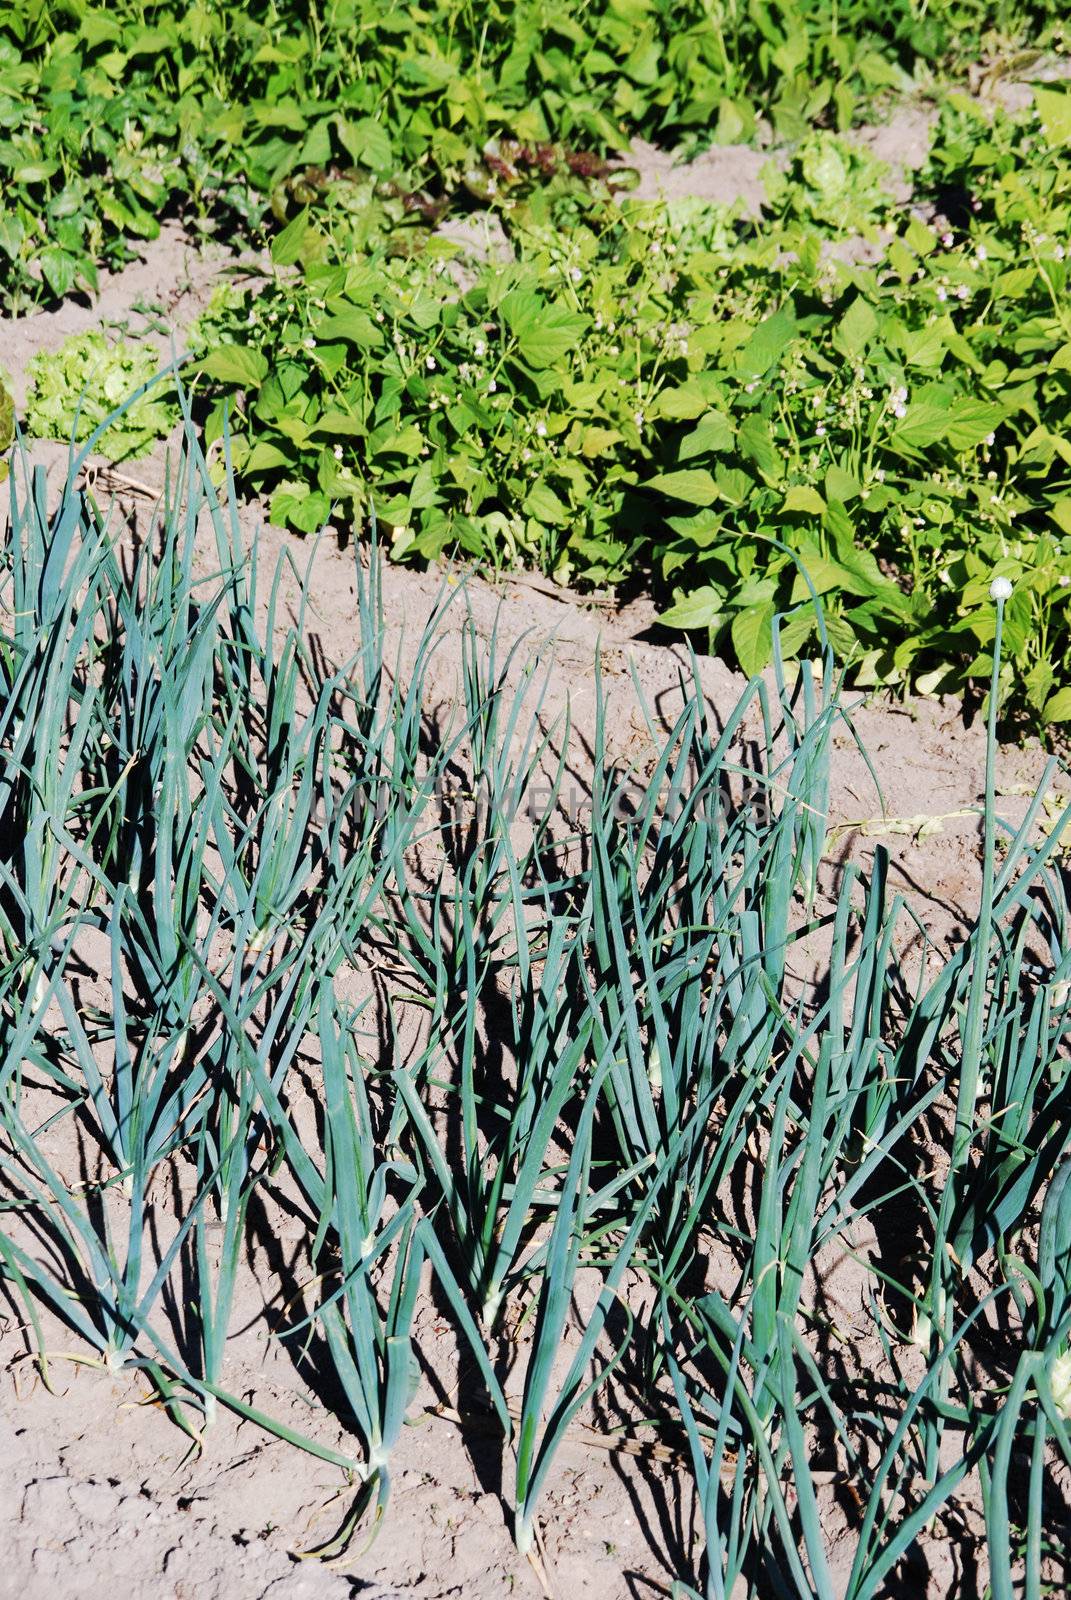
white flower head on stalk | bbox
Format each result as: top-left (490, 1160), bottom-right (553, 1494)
top-left (990, 575), bottom-right (1013, 602)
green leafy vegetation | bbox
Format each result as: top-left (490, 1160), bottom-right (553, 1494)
top-left (3, 409), bottom-right (1071, 1593)
top-left (24, 331), bottom-right (175, 459)
top-left (6, 0), bottom-right (1071, 725)
top-left (184, 85), bottom-right (1071, 725)
top-left (1, 0), bottom-right (1067, 311)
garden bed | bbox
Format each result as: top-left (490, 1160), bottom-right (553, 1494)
top-left (5, 17), bottom-right (1071, 1600)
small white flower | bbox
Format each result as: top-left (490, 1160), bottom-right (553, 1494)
top-left (1057, 244), bottom-right (1067, 261)
top-left (474, 339), bottom-right (486, 356)
top-left (936, 286), bottom-right (947, 301)
top-left (570, 267), bottom-right (582, 283)
top-left (487, 378), bottom-right (497, 393)
top-left (1060, 575), bottom-right (1071, 588)
top-left (535, 421), bottom-right (547, 437)
top-left (986, 432), bottom-right (995, 446)
top-left (426, 355), bottom-right (436, 370)
top-left (815, 423), bottom-right (826, 437)
top-left (942, 231), bottom-right (954, 248)
top-left (304, 335), bottom-right (315, 349)
top-left (376, 310), bottom-right (385, 322)
top-left (975, 244), bottom-right (987, 261)
top-left (955, 284), bottom-right (969, 300)
top-left (634, 410), bottom-right (644, 427)
top-left (333, 444), bottom-right (343, 461)
top-left (989, 575), bottom-right (1013, 601)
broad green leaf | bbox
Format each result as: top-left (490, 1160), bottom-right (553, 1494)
top-left (834, 298), bottom-right (879, 360)
top-left (198, 345), bottom-right (269, 389)
top-left (824, 464), bottom-right (859, 502)
top-left (299, 116), bottom-right (333, 167)
top-left (39, 246), bottom-right (78, 299)
top-left (244, 440), bottom-right (291, 473)
top-left (271, 207), bottom-right (313, 267)
top-left (270, 482), bottom-right (331, 532)
top-left (782, 485), bottom-right (825, 515)
top-left (1049, 499), bottom-right (1071, 535)
top-left (889, 401), bottom-right (949, 450)
top-left (905, 217), bottom-right (936, 255)
top-left (580, 425), bottom-right (621, 457)
top-left (654, 381), bottom-right (714, 421)
top-left (522, 481), bottom-right (570, 524)
top-left (900, 324), bottom-right (947, 369)
top-left (944, 400), bottom-right (1004, 452)
top-left (0, 383), bottom-right (13, 454)
top-left (1043, 687), bottom-right (1071, 723)
top-left (716, 466), bottom-right (752, 506)
top-left (994, 267), bottom-right (1036, 299)
top-left (14, 160), bottom-right (60, 185)
top-left (777, 607), bottom-right (816, 657)
top-left (313, 409), bottom-right (366, 437)
top-left (373, 423), bottom-right (424, 459)
top-left (501, 289), bottom-right (588, 368)
top-left (665, 509), bottom-right (722, 541)
top-left (644, 468), bottom-right (719, 506)
top-left (660, 587), bottom-right (723, 628)
top-left (735, 304), bottom-right (797, 380)
top-left (732, 602), bottom-right (775, 675)
top-left (738, 414), bottom-right (782, 484)
top-left (790, 553), bottom-right (853, 601)
top-left (678, 412), bottom-right (735, 459)
top-left (0, 212), bottom-right (24, 260)
top-left (1036, 87), bottom-right (1071, 148)
top-left (316, 310), bottom-right (384, 348)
